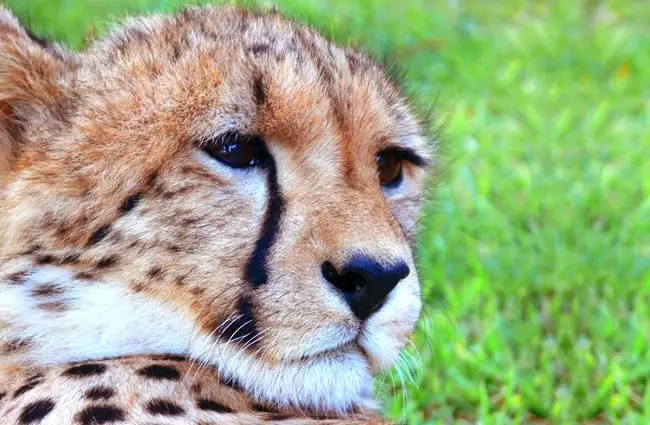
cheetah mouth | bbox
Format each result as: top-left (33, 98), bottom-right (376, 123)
top-left (292, 340), bottom-right (359, 363)
top-left (282, 319), bottom-right (413, 373)
top-left (288, 333), bottom-right (380, 370)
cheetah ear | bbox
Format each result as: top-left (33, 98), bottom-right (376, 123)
top-left (0, 6), bottom-right (75, 179)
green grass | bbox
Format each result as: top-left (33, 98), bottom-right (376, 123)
top-left (6, 0), bottom-right (649, 423)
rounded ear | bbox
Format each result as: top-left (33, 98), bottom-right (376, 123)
top-left (0, 6), bottom-right (76, 182)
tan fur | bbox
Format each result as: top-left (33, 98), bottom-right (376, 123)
top-left (0, 4), bottom-right (432, 424)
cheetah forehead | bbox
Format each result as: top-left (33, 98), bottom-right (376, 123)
top-left (79, 5), bottom-right (431, 156)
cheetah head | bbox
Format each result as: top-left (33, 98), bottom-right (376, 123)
top-left (0, 5), bottom-right (433, 414)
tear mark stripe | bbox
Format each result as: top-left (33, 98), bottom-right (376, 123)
top-left (245, 155), bottom-right (285, 286)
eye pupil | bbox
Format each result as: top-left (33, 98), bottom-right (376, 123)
top-left (220, 143), bottom-right (254, 165)
top-left (377, 151), bottom-right (403, 187)
top-left (202, 132), bottom-right (267, 168)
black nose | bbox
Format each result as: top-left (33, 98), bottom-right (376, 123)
top-left (322, 256), bottom-right (410, 321)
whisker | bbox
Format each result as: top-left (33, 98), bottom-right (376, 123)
top-left (393, 356), bottom-right (409, 422)
top-left (188, 311), bottom-right (242, 377)
top-left (232, 328), bottom-right (269, 362)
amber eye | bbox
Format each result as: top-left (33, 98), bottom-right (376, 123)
top-left (203, 132), bottom-right (268, 169)
top-left (376, 150), bottom-right (403, 187)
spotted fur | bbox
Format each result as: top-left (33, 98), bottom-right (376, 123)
top-left (0, 356), bottom-right (391, 424)
top-left (0, 4), bottom-right (433, 424)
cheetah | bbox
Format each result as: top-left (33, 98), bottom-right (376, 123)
top-left (0, 4), bottom-right (433, 424)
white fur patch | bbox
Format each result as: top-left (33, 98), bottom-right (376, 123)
top-left (0, 266), bottom-right (379, 413)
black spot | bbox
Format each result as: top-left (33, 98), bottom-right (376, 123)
top-left (218, 297), bottom-right (258, 348)
top-left (170, 42), bottom-right (182, 62)
top-left (146, 170), bottom-right (159, 186)
top-left (37, 301), bottom-right (68, 313)
top-left (245, 155), bottom-right (284, 286)
top-left (181, 217), bottom-right (197, 226)
top-left (61, 252), bottom-right (81, 264)
top-left (253, 403), bottom-right (279, 414)
top-left (147, 267), bottom-right (162, 278)
top-left (0, 392), bottom-right (5, 402)
top-left (84, 386), bottom-right (115, 401)
top-left (138, 364), bottom-right (180, 381)
top-left (158, 354), bottom-right (187, 362)
top-left (166, 245), bottom-right (181, 253)
top-left (35, 254), bottom-right (55, 265)
top-left (63, 363), bottom-right (107, 377)
top-left (13, 379), bottom-right (42, 398)
top-left (268, 413), bottom-right (291, 421)
top-left (77, 405), bottom-right (125, 425)
top-left (6, 271), bottom-right (28, 285)
top-left (95, 256), bottom-right (118, 269)
top-left (247, 43), bottom-right (271, 55)
top-left (160, 186), bottom-right (191, 200)
top-left (197, 399), bottom-right (233, 413)
top-left (219, 375), bottom-right (244, 392)
top-left (75, 271), bottom-right (97, 281)
top-left (345, 51), bottom-right (364, 75)
top-left (120, 194), bottom-right (141, 214)
top-left (31, 283), bottom-right (63, 297)
top-left (88, 225), bottom-right (111, 246)
top-left (145, 399), bottom-right (185, 416)
top-left (253, 73), bottom-right (267, 105)
top-left (18, 399), bottom-right (55, 424)
top-left (151, 181), bottom-right (167, 197)
top-left (26, 373), bottom-right (44, 383)
top-left (132, 282), bottom-right (146, 293)
top-left (314, 55), bottom-right (335, 86)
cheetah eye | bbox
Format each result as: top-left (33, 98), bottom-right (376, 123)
top-left (202, 131), bottom-right (268, 169)
top-left (376, 150), bottom-right (404, 188)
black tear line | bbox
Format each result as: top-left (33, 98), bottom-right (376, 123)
top-left (245, 156), bottom-right (284, 286)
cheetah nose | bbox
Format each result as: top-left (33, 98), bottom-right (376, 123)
top-left (322, 256), bottom-right (410, 321)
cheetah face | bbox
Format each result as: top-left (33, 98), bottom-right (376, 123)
top-left (0, 6), bottom-right (432, 414)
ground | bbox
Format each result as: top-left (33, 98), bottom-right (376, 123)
top-left (5, 0), bottom-right (649, 424)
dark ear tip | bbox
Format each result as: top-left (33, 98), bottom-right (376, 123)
top-left (24, 28), bottom-right (49, 48)
top-left (0, 6), bottom-right (50, 48)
